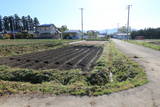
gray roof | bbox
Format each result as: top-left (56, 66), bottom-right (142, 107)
top-left (37, 24), bottom-right (56, 27)
top-left (64, 30), bottom-right (81, 33)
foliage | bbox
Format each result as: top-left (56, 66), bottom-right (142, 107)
top-left (0, 68), bottom-right (82, 84)
top-left (3, 34), bottom-right (12, 39)
top-left (15, 32), bottom-right (34, 39)
top-left (87, 70), bottom-right (110, 85)
top-left (58, 25), bottom-right (68, 33)
top-left (118, 26), bottom-right (128, 33)
top-left (0, 14), bottom-right (40, 32)
top-left (131, 28), bottom-right (160, 39)
top-left (87, 30), bottom-right (99, 39)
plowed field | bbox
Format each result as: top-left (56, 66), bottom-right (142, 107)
top-left (0, 46), bottom-right (103, 71)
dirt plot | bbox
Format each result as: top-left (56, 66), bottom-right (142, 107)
top-left (0, 45), bottom-right (103, 71)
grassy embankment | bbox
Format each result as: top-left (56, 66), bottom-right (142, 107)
top-left (0, 39), bottom-right (76, 57)
top-left (0, 41), bottom-right (147, 96)
top-left (126, 40), bottom-right (160, 51)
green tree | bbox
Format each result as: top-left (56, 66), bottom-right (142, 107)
top-left (87, 30), bottom-right (99, 39)
top-left (14, 14), bottom-right (23, 32)
top-left (0, 16), bottom-right (3, 32)
top-left (118, 26), bottom-right (128, 33)
top-left (58, 25), bottom-right (68, 32)
top-left (3, 16), bottom-right (10, 31)
top-left (33, 17), bottom-right (39, 27)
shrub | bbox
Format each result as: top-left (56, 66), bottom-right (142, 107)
top-left (0, 68), bottom-right (84, 84)
top-left (87, 71), bottom-right (110, 86)
top-left (15, 32), bottom-right (34, 39)
top-left (3, 34), bottom-right (12, 39)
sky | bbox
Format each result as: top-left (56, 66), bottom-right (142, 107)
top-left (0, 0), bottom-right (160, 30)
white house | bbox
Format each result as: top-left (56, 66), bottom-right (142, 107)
top-left (36, 24), bottom-right (61, 39)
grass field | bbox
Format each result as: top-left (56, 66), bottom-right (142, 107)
top-left (0, 39), bottom-right (77, 57)
top-left (0, 40), bottom-right (147, 96)
top-left (0, 39), bottom-right (76, 45)
top-left (126, 40), bottom-right (160, 51)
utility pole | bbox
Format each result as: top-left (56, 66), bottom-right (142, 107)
top-left (80, 8), bottom-right (84, 39)
top-left (127, 5), bottom-right (132, 39)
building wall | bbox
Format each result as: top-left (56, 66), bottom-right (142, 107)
top-left (37, 25), bottom-right (56, 34)
top-left (113, 35), bottom-right (129, 40)
top-left (63, 32), bottom-right (81, 39)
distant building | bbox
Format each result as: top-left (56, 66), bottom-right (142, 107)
top-left (63, 30), bottom-right (82, 39)
top-left (36, 24), bottom-right (61, 39)
top-left (135, 36), bottom-right (144, 40)
top-left (113, 33), bottom-right (130, 40)
top-left (0, 32), bottom-right (3, 39)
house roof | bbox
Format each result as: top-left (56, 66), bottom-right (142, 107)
top-left (63, 30), bottom-right (81, 33)
top-left (37, 24), bottom-right (56, 27)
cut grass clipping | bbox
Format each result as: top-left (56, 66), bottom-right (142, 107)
top-left (0, 42), bottom-right (147, 96)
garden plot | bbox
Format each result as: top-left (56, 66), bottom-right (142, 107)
top-left (0, 45), bottom-right (103, 71)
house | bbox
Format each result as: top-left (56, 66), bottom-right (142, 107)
top-left (63, 30), bottom-right (82, 39)
top-left (135, 36), bottom-right (144, 40)
top-left (113, 33), bottom-right (130, 40)
top-left (0, 32), bottom-right (3, 39)
top-left (36, 24), bottom-right (61, 39)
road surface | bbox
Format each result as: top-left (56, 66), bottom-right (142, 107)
top-left (0, 39), bottom-right (160, 107)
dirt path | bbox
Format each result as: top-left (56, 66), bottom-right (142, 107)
top-left (1, 40), bottom-right (160, 107)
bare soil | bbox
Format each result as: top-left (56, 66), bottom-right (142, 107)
top-left (0, 45), bottom-right (103, 71)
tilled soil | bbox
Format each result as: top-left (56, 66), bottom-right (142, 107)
top-left (0, 45), bottom-right (103, 71)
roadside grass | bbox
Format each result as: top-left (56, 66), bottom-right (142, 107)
top-left (86, 38), bottom-right (109, 41)
top-left (0, 39), bottom-right (76, 57)
top-left (126, 40), bottom-right (160, 51)
top-left (0, 41), bottom-right (148, 96)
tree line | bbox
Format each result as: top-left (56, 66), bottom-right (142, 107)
top-left (131, 28), bottom-right (160, 39)
top-left (0, 14), bottom-right (40, 33)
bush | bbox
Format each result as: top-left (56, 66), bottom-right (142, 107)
top-left (87, 71), bottom-right (110, 86)
top-left (15, 32), bottom-right (34, 39)
top-left (0, 68), bottom-right (84, 84)
top-left (3, 34), bottom-right (12, 39)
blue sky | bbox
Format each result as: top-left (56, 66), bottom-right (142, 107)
top-left (0, 0), bottom-right (160, 30)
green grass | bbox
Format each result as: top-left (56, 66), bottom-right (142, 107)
top-left (86, 38), bottom-right (109, 41)
top-left (0, 39), bottom-right (76, 57)
top-left (0, 39), bottom-right (76, 45)
top-left (126, 40), bottom-right (160, 51)
top-left (0, 41), bottom-right (148, 96)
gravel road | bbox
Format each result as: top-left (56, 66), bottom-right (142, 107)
top-left (0, 39), bottom-right (160, 107)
